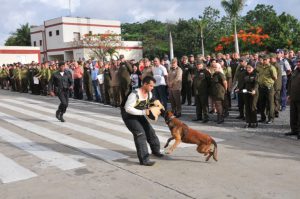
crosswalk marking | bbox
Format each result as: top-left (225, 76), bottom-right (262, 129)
top-left (0, 126), bottom-right (85, 170)
top-left (0, 101), bottom-right (137, 151)
top-left (0, 153), bottom-right (37, 184)
top-left (5, 98), bottom-right (192, 148)
top-left (16, 97), bottom-right (225, 143)
top-left (0, 111), bottom-right (128, 161)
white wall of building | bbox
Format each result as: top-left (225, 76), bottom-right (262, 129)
top-left (30, 17), bottom-right (142, 62)
top-left (0, 46), bottom-right (40, 65)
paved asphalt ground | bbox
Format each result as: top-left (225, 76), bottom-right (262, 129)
top-left (0, 89), bottom-right (299, 199)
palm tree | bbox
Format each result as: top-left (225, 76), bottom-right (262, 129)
top-left (5, 23), bottom-right (31, 46)
top-left (221, 0), bottom-right (245, 54)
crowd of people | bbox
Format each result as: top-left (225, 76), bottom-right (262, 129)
top-left (0, 49), bottom-right (300, 139)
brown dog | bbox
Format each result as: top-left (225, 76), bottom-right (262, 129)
top-left (163, 110), bottom-right (218, 161)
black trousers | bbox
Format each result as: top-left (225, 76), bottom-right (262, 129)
top-left (73, 78), bottom-right (83, 99)
top-left (57, 89), bottom-right (69, 114)
top-left (259, 86), bottom-right (275, 121)
top-left (181, 80), bottom-right (192, 104)
top-left (121, 108), bottom-right (160, 164)
top-left (237, 92), bottom-right (245, 117)
top-left (244, 93), bottom-right (258, 124)
top-left (290, 100), bottom-right (300, 133)
top-left (195, 94), bottom-right (209, 120)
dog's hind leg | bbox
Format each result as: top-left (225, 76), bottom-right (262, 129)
top-left (164, 137), bottom-right (174, 148)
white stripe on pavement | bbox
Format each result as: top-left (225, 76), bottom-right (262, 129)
top-left (0, 111), bottom-right (128, 161)
top-left (0, 101), bottom-right (137, 151)
top-left (0, 153), bottom-right (37, 184)
top-left (5, 99), bottom-right (192, 148)
top-left (0, 126), bottom-right (85, 170)
top-left (15, 98), bottom-right (224, 143)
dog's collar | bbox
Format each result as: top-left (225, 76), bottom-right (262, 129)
top-left (166, 115), bottom-right (176, 124)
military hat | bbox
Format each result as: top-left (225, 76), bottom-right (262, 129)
top-left (262, 54), bottom-right (270, 59)
top-left (119, 54), bottom-right (125, 60)
top-left (269, 53), bottom-right (277, 58)
top-left (276, 49), bottom-right (284, 54)
top-left (239, 57), bottom-right (247, 62)
top-left (196, 60), bottom-right (204, 65)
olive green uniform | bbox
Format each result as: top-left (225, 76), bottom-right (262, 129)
top-left (211, 71), bottom-right (226, 123)
top-left (272, 62), bottom-right (282, 117)
top-left (118, 61), bottom-right (133, 106)
top-left (256, 64), bottom-right (277, 122)
top-left (193, 68), bottom-right (211, 121)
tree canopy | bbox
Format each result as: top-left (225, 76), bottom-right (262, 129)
top-left (5, 23), bottom-right (31, 46)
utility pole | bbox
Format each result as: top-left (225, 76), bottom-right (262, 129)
top-left (69, 0), bottom-right (72, 16)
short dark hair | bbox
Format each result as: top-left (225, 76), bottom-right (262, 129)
top-left (58, 62), bottom-right (65, 67)
top-left (142, 76), bottom-right (156, 85)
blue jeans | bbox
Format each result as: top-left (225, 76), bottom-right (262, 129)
top-left (281, 76), bottom-right (288, 110)
top-left (92, 80), bottom-right (100, 101)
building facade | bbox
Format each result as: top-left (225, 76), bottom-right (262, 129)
top-left (30, 17), bottom-right (143, 62)
top-left (0, 46), bottom-right (40, 65)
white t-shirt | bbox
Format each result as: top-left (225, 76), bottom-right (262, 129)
top-left (152, 65), bottom-right (168, 86)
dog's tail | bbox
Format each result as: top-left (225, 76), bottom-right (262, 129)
top-left (211, 139), bottom-right (218, 162)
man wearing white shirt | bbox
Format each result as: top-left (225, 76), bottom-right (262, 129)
top-left (152, 58), bottom-right (168, 109)
top-left (121, 76), bottom-right (163, 166)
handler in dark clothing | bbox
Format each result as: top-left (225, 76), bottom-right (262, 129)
top-left (285, 58), bottom-right (300, 139)
top-left (49, 62), bottom-right (73, 122)
top-left (242, 64), bottom-right (259, 128)
top-left (121, 76), bottom-right (163, 166)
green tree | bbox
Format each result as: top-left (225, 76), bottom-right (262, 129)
top-left (221, 0), bottom-right (246, 54)
top-left (5, 23), bottom-right (31, 46)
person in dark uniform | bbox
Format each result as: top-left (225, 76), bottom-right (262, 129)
top-left (83, 62), bottom-right (93, 101)
top-left (49, 62), bottom-right (73, 122)
top-left (242, 64), bottom-right (259, 128)
top-left (210, 63), bottom-right (227, 124)
top-left (285, 58), bottom-right (300, 139)
top-left (103, 62), bottom-right (112, 105)
top-left (121, 76), bottom-right (163, 166)
top-left (180, 56), bottom-right (193, 105)
top-left (192, 60), bottom-right (211, 122)
top-left (233, 58), bottom-right (247, 119)
top-left (118, 55), bottom-right (133, 105)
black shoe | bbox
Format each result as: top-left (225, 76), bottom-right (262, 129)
top-left (235, 115), bottom-right (244, 119)
top-left (187, 103), bottom-right (191, 106)
top-left (251, 123), bottom-right (258, 128)
top-left (56, 111), bottom-right (61, 121)
top-left (275, 113), bottom-right (279, 118)
top-left (140, 161), bottom-right (156, 166)
top-left (258, 119), bottom-right (266, 123)
top-left (192, 118), bottom-right (202, 121)
top-left (152, 152), bottom-right (164, 158)
top-left (60, 114), bottom-right (65, 122)
top-left (192, 104), bottom-right (196, 106)
top-left (297, 135), bottom-right (300, 140)
top-left (202, 119), bottom-right (209, 123)
top-left (266, 120), bottom-right (273, 124)
top-left (285, 132), bottom-right (298, 136)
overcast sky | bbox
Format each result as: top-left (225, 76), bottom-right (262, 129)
top-left (1, 0), bottom-right (299, 45)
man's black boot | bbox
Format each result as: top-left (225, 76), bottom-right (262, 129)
top-left (56, 110), bottom-right (61, 121)
top-left (140, 161), bottom-right (156, 166)
top-left (60, 113), bottom-right (65, 122)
